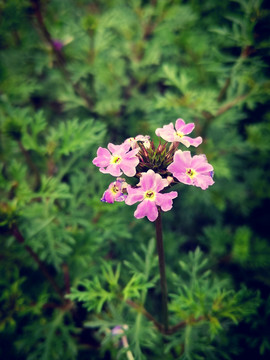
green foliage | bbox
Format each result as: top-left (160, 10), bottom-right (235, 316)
top-left (69, 262), bottom-right (122, 312)
top-left (15, 311), bottom-right (78, 360)
top-left (0, 0), bottom-right (270, 359)
top-left (170, 249), bottom-right (260, 338)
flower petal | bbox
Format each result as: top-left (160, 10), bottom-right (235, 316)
top-left (155, 123), bottom-right (175, 142)
top-left (100, 164), bottom-right (122, 177)
top-left (174, 173), bottom-right (193, 185)
top-left (121, 158), bottom-right (139, 177)
top-left (125, 187), bottom-right (144, 205)
top-left (134, 200), bottom-right (158, 222)
top-left (181, 136), bottom-right (202, 148)
top-left (155, 191), bottom-right (178, 211)
top-left (125, 147), bottom-right (140, 158)
top-left (101, 189), bottom-right (114, 203)
top-left (93, 147), bottom-right (111, 167)
top-left (175, 118), bottom-right (186, 130)
top-left (193, 174), bottom-right (214, 190)
top-left (191, 154), bottom-right (213, 172)
top-left (139, 169), bottom-right (156, 190)
top-left (138, 169), bottom-right (168, 192)
top-left (115, 194), bottom-right (127, 202)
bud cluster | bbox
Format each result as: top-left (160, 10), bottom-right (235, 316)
top-left (136, 141), bottom-right (176, 176)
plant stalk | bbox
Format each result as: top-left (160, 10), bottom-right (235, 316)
top-left (155, 208), bottom-right (169, 332)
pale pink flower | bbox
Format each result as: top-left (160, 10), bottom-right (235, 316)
top-left (111, 324), bottom-right (128, 336)
top-left (124, 135), bottom-right (151, 149)
top-left (167, 150), bottom-right (214, 190)
top-left (93, 143), bottom-right (139, 177)
top-left (111, 325), bottom-right (134, 359)
top-left (155, 118), bottom-right (202, 147)
top-left (101, 178), bottom-right (127, 203)
top-left (125, 169), bottom-right (178, 222)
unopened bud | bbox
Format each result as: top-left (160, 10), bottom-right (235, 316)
top-left (166, 176), bottom-right (174, 185)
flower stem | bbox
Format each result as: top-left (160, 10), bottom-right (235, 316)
top-left (155, 208), bottom-right (169, 332)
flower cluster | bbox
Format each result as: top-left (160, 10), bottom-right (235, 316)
top-left (93, 118), bottom-right (214, 222)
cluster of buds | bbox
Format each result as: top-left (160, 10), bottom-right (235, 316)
top-left (93, 118), bottom-right (214, 222)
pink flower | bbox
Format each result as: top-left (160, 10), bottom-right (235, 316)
top-left (124, 135), bottom-right (151, 149)
top-left (101, 178), bottom-right (127, 203)
top-left (93, 143), bottom-right (139, 177)
top-left (125, 169), bottom-right (178, 222)
top-left (167, 150), bottom-right (214, 190)
top-left (155, 118), bottom-right (202, 147)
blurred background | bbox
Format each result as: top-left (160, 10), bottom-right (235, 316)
top-left (0, 0), bottom-right (270, 359)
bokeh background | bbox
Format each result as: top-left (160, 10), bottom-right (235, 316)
top-left (1, 0), bottom-right (270, 359)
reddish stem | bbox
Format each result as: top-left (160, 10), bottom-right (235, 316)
top-left (155, 208), bottom-right (169, 332)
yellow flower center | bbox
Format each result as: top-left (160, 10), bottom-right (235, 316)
top-left (175, 131), bottom-right (184, 138)
top-left (111, 155), bottom-right (122, 164)
top-left (144, 190), bottom-right (156, 201)
top-left (111, 185), bottom-right (119, 194)
top-left (186, 168), bottom-right (197, 179)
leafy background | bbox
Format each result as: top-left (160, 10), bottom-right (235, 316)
top-left (0, 0), bottom-right (270, 359)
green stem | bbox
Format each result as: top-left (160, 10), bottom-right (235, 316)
top-left (155, 208), bottom-right (169, 331)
